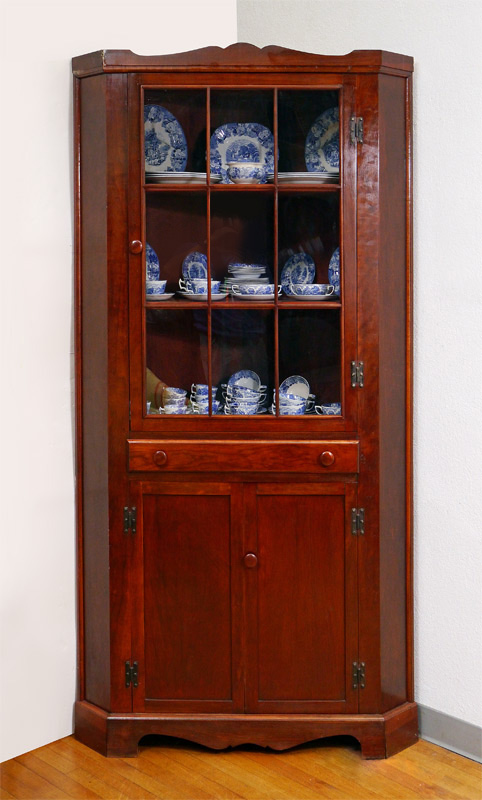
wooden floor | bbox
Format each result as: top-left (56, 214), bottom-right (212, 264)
top-left (1, 735), bottom-right (481, 800)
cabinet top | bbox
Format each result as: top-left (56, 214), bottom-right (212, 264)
top-left (72, 43), bottom-right (413, 78)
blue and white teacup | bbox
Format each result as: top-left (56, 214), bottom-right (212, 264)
top-left (160, 399), bottom-right (188, 414)
top-left (179, 278), bottom-right (221, 295)
top-left (231, 284), bottom-right (281, 296)
top-left (191, 383), bottom-right (217, 398)
top-left (226, 161), bottom-right (267, 184)
top-left (163, 387), bottom-right (187, 402)
top-left (315, 402), bottom-right (342, 415)
top-left (146, 280), bottom-right (167, 295)
top-left (286, 283), bottom-right (335, 297)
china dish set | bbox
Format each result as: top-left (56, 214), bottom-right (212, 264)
top-left (152, 371), bottom-right (340, 416)
top-left (144, 104), bottom-right (339, 184)
top-left (146, 246), bottom-right (340, 301)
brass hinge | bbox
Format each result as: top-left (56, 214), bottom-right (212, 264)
top-left (351, 508), bottom-right (365, 536)
top-left (123, 506), bottom-right (137, 534)
top-left (125, 660), bottom-right (138, 688)
top-left (352, 661), bottom-right (366, 689)
top-left (350, 116), bottom-right (364, 144)
top-left (351, 361), bottom-right (364, 388)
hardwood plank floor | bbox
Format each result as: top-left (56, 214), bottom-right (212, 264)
top-left (1, 735), bottom-right (480, 800)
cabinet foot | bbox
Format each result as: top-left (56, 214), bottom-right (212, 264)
top-left (75, 700), bottom-right (418, 759)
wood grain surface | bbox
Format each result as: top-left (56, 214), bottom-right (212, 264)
top-left (2, 735), bottom-right (480, 799)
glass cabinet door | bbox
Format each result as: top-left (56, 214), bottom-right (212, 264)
top-left (128, 79), bottom-right (356, 428)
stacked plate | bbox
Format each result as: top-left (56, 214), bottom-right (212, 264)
top-left (145, 171), bottom-right (222, 184)
top-left (223, 262), bottom-right (270, 295)
top-left (276, 171), bottom-right (339, 184)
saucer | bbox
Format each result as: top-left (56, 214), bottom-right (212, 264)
top-left (146, 292), bottom-right (175, 301)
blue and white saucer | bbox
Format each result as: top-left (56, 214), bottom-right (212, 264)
top-left (304, 107), bottom-right (339, 173)
top-left (146, 243), bottom-right (160, 281)
top-left (280, 253), bottom-right (316, 288)
top-left (210, 123), bottom-right (274, 183)
top-left (328, 247), bottom-right (340, 295)
top-left (182, 251), bottom-right (208, 279)
top-left (144, 104), bottom-right (188, 172)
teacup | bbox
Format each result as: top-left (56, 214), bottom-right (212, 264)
top-left (231, 283), bottom-right (280, 296)
top-left (315, 402), bottom-right (342, 415)
top-left (146, 280), bottom-right (167, 295)
top-left (226, 162), bottom-right (267, 184)
top-left (163, 387), bottom-right (187, 402)
top-left (179, 278), bottom-right (221, 295)
top-left (191, 383), bottom-right (217, 397)
top-left (286, 283), bottom-right (335, 297)
top-left (161, 400), bottom-right (188, 414)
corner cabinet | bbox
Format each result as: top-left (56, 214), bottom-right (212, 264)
top-left (73, 44), bottom-right (417, 759)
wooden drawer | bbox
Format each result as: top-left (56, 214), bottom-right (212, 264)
top-left (128, 439), bottom-right (359, 474)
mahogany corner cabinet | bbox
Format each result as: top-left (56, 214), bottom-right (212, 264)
top-left (72, 44), bottom-right (416, 759)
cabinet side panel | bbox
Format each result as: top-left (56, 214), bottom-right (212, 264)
top-left (378, 73), bottom-right (408, 712)
top-left (80, 75), bottom-right (110, 709)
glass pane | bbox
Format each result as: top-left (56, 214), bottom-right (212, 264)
top-left (146, 193), bottom-right (207, 297)
top-left (278, 193), bottom-right (340, 299)
top-left (144, 89), bottom-right (207, 178)
top-left (278, 310), bottom-right (341, 416)
top-left (210, 193), bottom-right (274, 288)
top-left (212, 310), bottom-right (274, 416)
top-left (278, 90), bottom-right (339, 175)
top-left (146, 309), bottom-right (208, 415)
top-left (210, 91), bottom-right (274, 183)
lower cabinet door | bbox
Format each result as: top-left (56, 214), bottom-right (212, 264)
top-left (244, 482), bottom-right (359, 714)
top-left (130, 481), bottom-right (244, 713)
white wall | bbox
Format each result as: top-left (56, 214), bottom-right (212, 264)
top-left (238, 0), bottom-right (482, 728)
top-left (0, 0), bottom-right (237, 763)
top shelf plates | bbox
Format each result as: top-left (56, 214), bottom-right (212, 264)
top-left (144, 104), bottom-right (188, 173)
top-left (304, 107), bottom-right (340, 173)
top-left (210, 123), bottom-right (275, 183)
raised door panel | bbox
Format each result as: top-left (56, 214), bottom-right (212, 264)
top-left (245, 482), bottom-right (358, 713)
top-left (131, 481), bottom-right (244, 712)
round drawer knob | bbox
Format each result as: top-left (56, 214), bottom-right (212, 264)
top-left (243, 553), bottom-right (258, 569)
top-left (319, 450), bottom-right (335, 467)
top-left (129, 239), bottom-right (143, 254)
top-left (153, 450), bottom-right (168, 467)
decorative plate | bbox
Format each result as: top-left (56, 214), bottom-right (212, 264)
top-left (280, 253), bottom-right (316, 288)
top-left (328, 247), bottom-right (340, 295)
top-left (279, 375), bottom-right (310, 399)
top-left (227, 370), bottom-right (261, 391)
top-left (304, 107), bottom-right (339, 173)
top-left (210, 123), bottom-right (275, 183)
top-left (182, 251), bottom-right (208, 279)
top-left (144, 104), bottom-right (188, 172)
top-left (146, 243), bottom-right (160, 281)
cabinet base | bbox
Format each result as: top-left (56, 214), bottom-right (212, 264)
top-left (75, 700), bottom-right (418, 759)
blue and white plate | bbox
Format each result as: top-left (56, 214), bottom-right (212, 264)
top-left (144, 104), bottom-right (188, 173)
top-left (227, 370), bottom-right (261, 391)
top-left (146, 243), bottom-right (160, 281)
top-left (328, 247), bottom-right (340, 295)
top-left (304, 107), bottom-right (339, 173)
top-left (281, 253), bottom-right (316, 288)
top-left (279, 375), bottom-right (310, 399)
top-left (182, 251), bottom-right (208, 279)
top-left (210, 123), bottom-right (275, 183)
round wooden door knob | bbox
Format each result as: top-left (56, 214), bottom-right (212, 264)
top-left (129, 239), bottom-right (143, 254)
top-left (153, 450), bottom-right (168, 466)
top-left (243, 553), bottom-right (258, 568)
top-left (319, 450), bottom-right (335, 467)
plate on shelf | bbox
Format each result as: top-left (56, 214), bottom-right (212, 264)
top-left (177, 291), bottom-right (227, 302)
top-left (210, 123), bottom-right (275, 183)
top-left (146, 243), bottom-right (160, 281)
top-left (182, 251), bottom-right (208, 279)
top-left (304, 107), bottom-right (339, 173)
top-left (144, 104), bottom-right (188, 172)
top-left (277, 172), bottom-right (339, 184)
top-left (284, 293), bottom-right (336, 301)
top-left (280, 253), bottom-right (316, 288)
top-left (146, 172), bottom-right (222, 184)
top-left (146, 292), bottom-right (175, 301)
top-left (328, 247), bottom-right (340, 295)
top-left (232, 293), bottom-right (275, 301)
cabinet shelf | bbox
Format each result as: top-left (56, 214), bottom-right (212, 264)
top-left (144, 298), bottom-right (342, 309)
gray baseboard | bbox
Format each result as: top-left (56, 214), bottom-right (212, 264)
top-left (419, 704), bottom-right (482, 763)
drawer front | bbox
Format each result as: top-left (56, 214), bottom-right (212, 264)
top-left (128, 440), bottom-right (359, 474)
